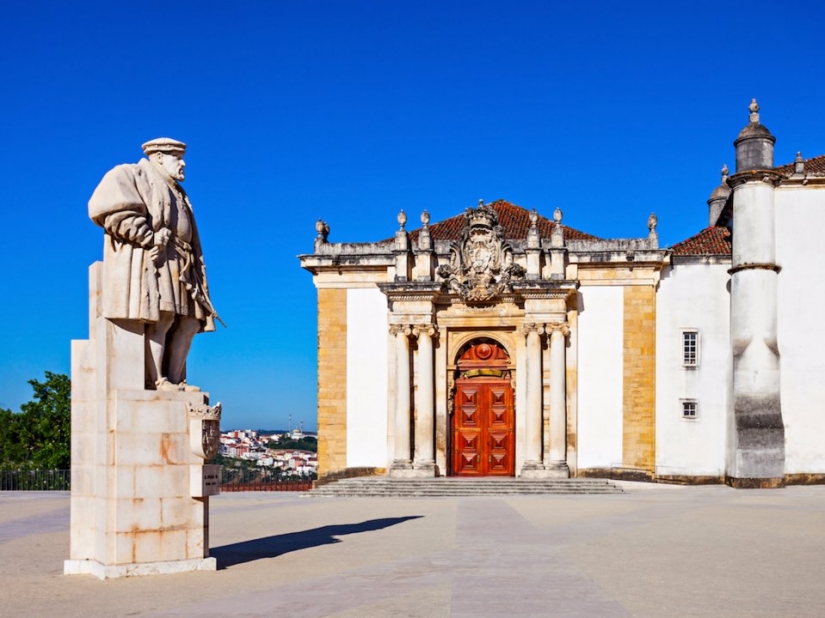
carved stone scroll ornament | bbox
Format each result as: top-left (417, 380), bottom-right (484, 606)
top-left (187, 402), bottom-right (222, 460)
top-left (437, 201), bottom-right (526, 302)
top-left (521, 322), bottom-right (545, 337)
top-left (389, 324), bottom-right (413, 337)
top-left (412, 324), bottom-right (438, 339)
top-left (547, 322), bottom-right (570, 337)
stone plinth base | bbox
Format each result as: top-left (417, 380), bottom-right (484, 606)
top-left (726, 476), bottom-right (785, 489)
top-left (389, 460), bottom-right (434, 478)
top-left (412, 460), bottom-right (437, 477)
top-left (64, 557), bottom-right (216, 580)
top-left (520, 461), bottom-right (569, 479)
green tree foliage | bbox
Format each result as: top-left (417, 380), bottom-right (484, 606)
top-left (266, 435), bottom-right (317, 453)
top-left (0, 372), bottom-right (71, 470)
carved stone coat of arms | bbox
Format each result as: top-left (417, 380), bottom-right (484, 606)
top-left (188, 402), bottom-right (222, 460)
top-left (437, 202), bottom-right (525, 301)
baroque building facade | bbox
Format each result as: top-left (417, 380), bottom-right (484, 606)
top-left (300, 101), bottom-right (825, 487)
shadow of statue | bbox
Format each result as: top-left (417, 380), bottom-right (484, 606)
top-left (211, 516), bottom-right (423, 569)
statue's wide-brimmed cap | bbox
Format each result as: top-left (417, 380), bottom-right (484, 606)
top-left (141, 137), bottom-right (187, 156)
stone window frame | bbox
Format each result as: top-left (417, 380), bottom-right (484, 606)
top-left (680, 399), bottom-right (698, 420)
top-left (681, 329), bottom-right (700, 368)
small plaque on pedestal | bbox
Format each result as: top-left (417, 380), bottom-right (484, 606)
top-left (191, 464), bottom-right (221, 497)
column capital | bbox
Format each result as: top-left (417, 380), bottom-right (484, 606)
top-left (547, 321), bottom-right (570, 337)
top-left (412, 324), bottom-right (438, 338)
top-left (389, 324), bottom-right (412, 337)
top-left (521, 322), bottom-right (545, 336)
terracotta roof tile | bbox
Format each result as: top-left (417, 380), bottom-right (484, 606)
top-left (407, 200), bottom-right (600, 243)
top-left (774, 154), bottom-right (825, 177)
top-left (670, 226), bottom-right (731, 256)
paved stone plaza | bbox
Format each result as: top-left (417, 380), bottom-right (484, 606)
top-left (1, 482), bottom-right (824, 617)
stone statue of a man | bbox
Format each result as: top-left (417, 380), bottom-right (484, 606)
top-left (89, 138), bottom-right (219, 391)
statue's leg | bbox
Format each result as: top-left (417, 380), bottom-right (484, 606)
top-left (145, 311), bottom-right (175, 388)
top-left (167, 316), bottom-right (201, 386)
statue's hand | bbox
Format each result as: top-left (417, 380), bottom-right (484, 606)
top-left (153, 228), bottom-right (172, 247)
top-left (148, 245), bottom-right (162, 266)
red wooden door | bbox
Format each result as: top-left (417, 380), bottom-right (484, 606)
top-left (452, 378), bottom-right (515, 476)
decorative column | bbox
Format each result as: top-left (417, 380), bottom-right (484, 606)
top-left (413, 325), bottom-right (437, 475)
top-left (546, 322), bottom-right (570, 477)
top-left (521, 322), bottom-right (545, 476)
top-left (389, 324), bottom-right (413, 476)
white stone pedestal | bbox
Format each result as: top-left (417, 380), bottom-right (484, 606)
top-left (65, 263), bottom-right (219, 579)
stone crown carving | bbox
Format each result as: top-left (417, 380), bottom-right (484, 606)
top-left (437, 201), bottom-right (526, 301)
top-left (187, 402), bottom-right (222, 421)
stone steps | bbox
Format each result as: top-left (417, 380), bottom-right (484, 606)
top-left (304, 477), bottom-right (624, 497)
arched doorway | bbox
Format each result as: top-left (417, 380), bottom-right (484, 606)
top-left (451, 340), bottom-right (515, 476)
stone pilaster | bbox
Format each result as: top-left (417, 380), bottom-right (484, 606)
top-left (622, 285), bottom-right (656, 474)
top-left (546, 322), bottom-right (569, 477)
top-left (412, 325), bottom-right (437, 476)
top-left (389, 324), bottom-right (413, 476)
top-left (317, 287), bottom-right (348, 474)
top-left (520, 322), bottom-right (545, 476)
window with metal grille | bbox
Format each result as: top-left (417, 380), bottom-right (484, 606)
top-left (682, 330), bottom-right (699, 367)
top-left (682, 400), bottom-right (697, 419)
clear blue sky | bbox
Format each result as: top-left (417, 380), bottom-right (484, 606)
top-left (1, 1), bottom-right (823, 430)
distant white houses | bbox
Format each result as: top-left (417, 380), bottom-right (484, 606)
top-left (219, 428), bottom-right (318, 476)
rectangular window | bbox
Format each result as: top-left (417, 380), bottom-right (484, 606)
top-left (682, 400), bottom-right (698, 419)
top-left (682, 330), bottom-right (699, 367)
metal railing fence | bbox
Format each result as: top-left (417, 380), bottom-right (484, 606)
top-left (0, 468), bottom-right (313, 492)
top-left (0, 469), bottom-right (71, 491)
top-left (220, 467), bottom-right (313, 492)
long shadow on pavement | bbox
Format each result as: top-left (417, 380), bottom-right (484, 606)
top-left (211, 516), bottom-right (423, 569)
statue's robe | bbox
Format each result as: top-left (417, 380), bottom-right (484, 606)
top-left (88, 158), bottom-right (215, 332)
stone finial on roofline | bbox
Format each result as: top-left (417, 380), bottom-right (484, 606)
top-left (721, 164), bottom-right (729, 183)
top-left (648, 213), bottom-right (658, 248)
top-left (527, 208), bottom-right (540, 249)
top-left (749, 98), bottom-right (760, 124)
top-left (315, 218), bottom-right (329, 242)
top-left (793, 152), bottom-right (805, 176)
top-left (395, 209), bottom-right (409, 253)
top-left (550, 207), bottom-right (564, 248)
top-left (418, 210), bottom-right (432, 251)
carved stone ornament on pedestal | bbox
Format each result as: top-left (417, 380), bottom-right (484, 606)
top-left (188, 402), bottom-right (222, 459)
top-left (187, 402), bottom-right (222, 497)
top-left (437, 200), bottom-right (526, 302)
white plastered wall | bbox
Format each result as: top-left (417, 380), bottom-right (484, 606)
top-left (776, 186), bottom-right (825, 474)
top-left (346, 287), bottom-right (389, 467)
top-left (655, 262), bottom-right (730, 477)
top-left (577, 286), bottom-right (623, 469)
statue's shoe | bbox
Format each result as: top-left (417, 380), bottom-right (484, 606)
top-left (179, 381), bottom-right (201, 392)
top-left (156, 378), bottom-right (182, 392)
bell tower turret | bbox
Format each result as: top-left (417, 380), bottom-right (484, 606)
top-left (726, 99), bottom-right (785, 488)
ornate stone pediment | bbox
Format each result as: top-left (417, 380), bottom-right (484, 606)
top-left (437, 201), bottom-right (525, 301)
